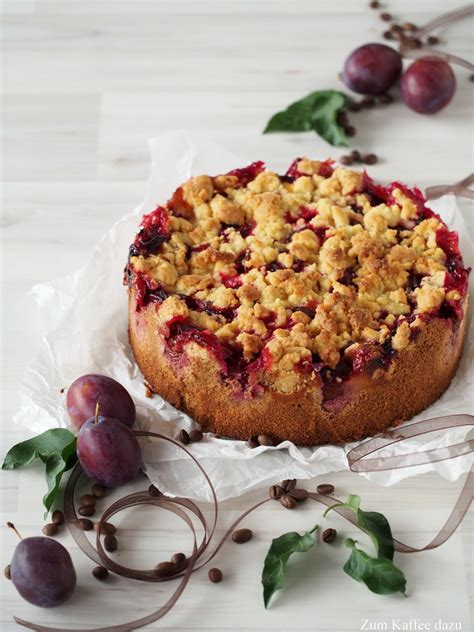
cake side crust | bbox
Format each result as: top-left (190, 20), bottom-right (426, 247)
top-left (129, 289), bottom-right (467, 446)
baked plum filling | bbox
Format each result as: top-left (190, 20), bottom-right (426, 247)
top-left (132, 206), bottom-right (170, 256)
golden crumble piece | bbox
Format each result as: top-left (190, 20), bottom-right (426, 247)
top-left (333, 167), bottom-right (364, 195)
top-left (288, 229), bottom-right (320, 262)
top-left (414, 284), bottom-right (445, 314)
top-left (392, 321), bottom-right (411, 351)
top-left (210, 195), bottom-right (245, 225)
top-left (237, 332), bottom-right (263, 360)
top-left (182, 175), bottom-right (214, 206)
top-left (157, 296), bottom-right (189, 327)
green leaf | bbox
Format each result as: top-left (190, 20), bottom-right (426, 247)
top-left (343, 539), bottom-right (407, 596)
top-left (263, 90), bottom-right (349, 147)
top-left (262, 526), bottom-right (317, 608)
top-left (324, 494), bottom-right (394, 561)
top-left (2, 428), bottom-right (76, 470)
top-left (2, 429), bottom-right (77, 517)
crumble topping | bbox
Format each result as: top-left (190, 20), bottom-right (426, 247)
top-left (126, 159), bottom-right (469, 395)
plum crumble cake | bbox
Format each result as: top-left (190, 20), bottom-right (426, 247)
top-left (125, 159), bottom-right (469, 446)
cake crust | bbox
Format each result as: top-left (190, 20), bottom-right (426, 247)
top-left (125, 159), bottom-right (469, 446)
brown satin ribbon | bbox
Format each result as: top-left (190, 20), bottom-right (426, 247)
top-left (425, 174), bottom-right (474, 201)
top-left (15, 416), bottom-right (473, 632)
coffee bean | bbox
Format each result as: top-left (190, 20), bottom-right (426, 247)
top-left (77, 518), bottom-right (93, 531)
top-left (78, 505), bottom-right (95, 517)
top-left (383, 30), bottom-right (394, 40)
top-left (337, 111), bottom-right (349, 127)
top-left (281, 479), bottom-right (297, 492)
top-left (269, 485), bottom-right (284, 500)
top-left (380, 12), bottom-right (392, 22)
top-left (80, 494), bottom-right (96, 506)
top-left (154, 561), bottom-right (176, 577)
top-left (257, 434), bottom-right (274, 447)
top-left (104, 535), bottom-right (118, 552)
top-left (248, 434), bottom-right (259, 448)
top-left (363, 153), bottom-right (378, 165)
top-left (345, 126), bottom-right (356, 137)
top-left (289, 488), bottom-right (309, 502)
top-left (379, 93), bottom-right (393, 104)
top-left (91, 483), bottom-right (107, 498)
top-left (4, 565), bottom-right (11, 580)
top-left (189, 429), bottom-right (203, 443)
top-left (351, 150), bottom-right (362, 161)
top-left (208, 568), bottom-right (223, 583)
top-left (390, 24), bottom-right (403, 33)
top-left (51, 510), bottom-right (65, 526)
top-left (42, 523), bottom-right (59, 537)
top-left (403, 22), bottom-right (417, 32)
top-left (411, 37), bottom-right (423, 49)
top-left (148, 484), bottom-right (161, 498)
top-left (339, 155), bottom-right (353, 166)
top-left (232, 528), bottom-right (253, 544)
top-left (94, 522), bottom-right (117, 536)
top-left (360, 96), bottom-right (375, 108)
top-left (316, 483), bottom-right (335, 495)
top-left (322, 528), bottom-right (337, 544)
top-left (369, 0), bottom-right (380, 8)
top-left (280, 495), bottom-right (297, 510)
top-left (348, 101), bottom-right (362, 112)
top-left (427, 35), bottom-right (440, 45)
top-left (171, 552), bottom-right (187, 569)
top-left (179, 429), bottom-right (190, 445)
top-left (92, 565), bottom-right (109, 580)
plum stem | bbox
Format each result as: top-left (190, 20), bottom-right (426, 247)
top-left (6, 522), bottom-right (23, 540)
top-left (95, 402), bottom-right (100, 424)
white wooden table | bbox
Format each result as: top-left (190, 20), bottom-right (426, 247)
top-left (1, 1), bottom-right (473, 630)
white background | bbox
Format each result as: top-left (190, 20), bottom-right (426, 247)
top-left (1, 1), bottom-right (473, 631)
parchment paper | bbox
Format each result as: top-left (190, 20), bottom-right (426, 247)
top-left (13, 130), bottom-right (473, 501)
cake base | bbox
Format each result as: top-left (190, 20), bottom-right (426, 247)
top-left (129, 290), bottom-right (467, 446)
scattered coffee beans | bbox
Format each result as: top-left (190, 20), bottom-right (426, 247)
top-left (148, 484), bottom-right (161, 498)
top-left (427, 35), bottom-right (440, 45)
top-left (280, 495), bottom-right (297, 510)
top-left (380, 12), bottom-right (392, 22)
top-left (42, 523), bottom-right (59, 537)
top-left (257, 434), bottom-right (274, 447)
top-left (379, 93), bottom-right (393, 104)
top-left (351, 149), bottom-right (362, 161)
top-left (91, 483), bottom-right (107, 498)
top-left (208, 568), bottom-right (223, 583)
top-left (248, 435), bottom-right (259, 448)
top-left (77, 518), bottom-right (93, 531)
top-left (345, 126), bottom-right (356, 137)
top-left (232, 528), bottom-right (253, 544)
top-left (383, 30), bottom-right (394, 40)
top-left (78, 505), bottom-right (95, 517)
top-left (4, 565), bottom-right (11, 580)
top-left (154, 561), bottom-right (176, 577)
top-left (171, 552), bottom-right (187, 569)
top-left (269, 485), bottom-right (284, 500)
top-left (322, 528), bottom-right (337, 544)
top-left (360, 96), bottom-right (375, 108)
top-left (189, 429), bottom-right (203, 443)
top-left (316, 483), bottom-right (335, 495)
top-left (104, 535), bottom-right (118, 552)
top-left (339, 155), bottom-right (353, 166)
top-left (369, 0), bottom-right (380, 8)
top-left (179, 429), bottom-right (190, 445)
top-left (281, 479), bottom-right (297, 492)
top-left (363, 153), bottom-right (378, 165)
top-left (80, 494), bottom-right (96, 506)
top-left (289, 488), bottom-right (309, 502)
top-left (94, 522), bottom-right (117, 536)
top-left (52, 510), bottom-right (65, 526)
top-left (403, 22), bottom-right (417, 31)
top-left (92, 565), bottom-right (109, 580)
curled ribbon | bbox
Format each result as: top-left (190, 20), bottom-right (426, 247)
top-left (15, 415), bottom-right (473, 632)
